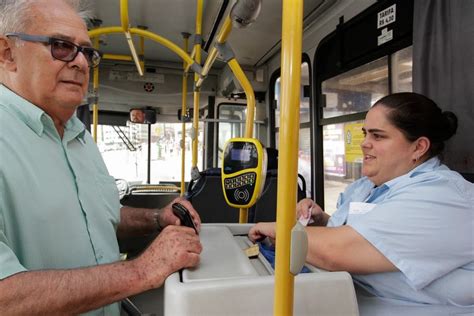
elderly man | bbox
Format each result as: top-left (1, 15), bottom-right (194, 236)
top-left (0, 0), bottom-right (202, 314)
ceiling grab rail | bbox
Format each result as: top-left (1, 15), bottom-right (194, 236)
top-left (88, 28), bottom-right (201, 76)
top-left (120, 0), bottom-right (143, 76)
top-left (180, 32), bottom-right (191, 197)
top-left (273, 0), bottom-right (304, 315)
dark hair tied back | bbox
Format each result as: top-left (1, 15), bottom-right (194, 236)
top-left (373, 92), bottom-right (458, 158)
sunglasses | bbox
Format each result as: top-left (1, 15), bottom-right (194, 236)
top-left (5, 33), bottom-right (102, 68)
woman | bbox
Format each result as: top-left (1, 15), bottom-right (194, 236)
top-left (249, 93), bottom-right (473, 310)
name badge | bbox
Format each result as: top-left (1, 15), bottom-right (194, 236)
top-left (349, 202), bottom-right (376, 215)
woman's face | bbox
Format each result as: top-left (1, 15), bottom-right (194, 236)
top-left (361, 105), bottom-right (419, 186)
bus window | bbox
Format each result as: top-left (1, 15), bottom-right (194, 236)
top-left (216, 103), bottom-right (261, 167)
top-left (95, 122), bottom-right (204, 183)
top-left (273, 61), bottom-right (312, 197)
top-left (391, 46), bottom-right (413, 93)
top-left (321, 46), bottom-right (413, 213)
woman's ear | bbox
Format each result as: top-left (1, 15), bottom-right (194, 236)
top-left (0, 37), bottom-right (17, 71)
top-left (413, 136), bottom-right (431, 160)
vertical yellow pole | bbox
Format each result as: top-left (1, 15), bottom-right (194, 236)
top-left (139, 35), bottom-right (145, 73)
top-left (192, 0), bottom-right (203, 168)
top-left (181, 34), bottom-right (190, 196)
top-left (274, 0), bottom-right (303, 315)
top-left (227, 58), bottom-right (256, 223)
top-left (92, 36), bottom-right (100, 143)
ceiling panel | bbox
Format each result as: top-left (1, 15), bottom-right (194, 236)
top-left (89, 0), bottom-right (329, 68)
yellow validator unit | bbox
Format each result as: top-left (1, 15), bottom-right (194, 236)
top-left (221, 138), bottom-right (267, 208)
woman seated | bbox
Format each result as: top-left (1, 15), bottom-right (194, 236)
top-left (249, 92), bottom-right (473, 310)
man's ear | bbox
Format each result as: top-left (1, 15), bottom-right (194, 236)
top-left (0, 36), bottom-right (17, 71)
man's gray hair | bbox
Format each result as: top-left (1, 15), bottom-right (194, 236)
top-left (0, 0), bottom-right (91, 35)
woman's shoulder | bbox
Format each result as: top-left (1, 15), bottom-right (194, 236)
top-left (393, 164), bottom-right (474, 202)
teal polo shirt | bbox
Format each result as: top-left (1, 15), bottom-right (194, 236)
top-left (0, 84), bottom-right (121, 315)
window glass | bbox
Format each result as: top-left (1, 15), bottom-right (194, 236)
top-left (273, 62), bottom-right (312, 197)
top-left (274, 63), bottom-right (311, 128)
top-left (217, 104), bottom-right (259, 167)
top-left (96, 122), bottom-right (203, 183)
top-left (323, 121), bottom-right (364, 214)
top-left (321, 46), bottom-right (413, 213)
top-left (321, 57), bottom-right (388, 119)
top-left (391, 45), bottom-right (413, 92)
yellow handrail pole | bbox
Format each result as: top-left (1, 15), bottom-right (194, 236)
top-left (192, 0), bottom-right (204, 168)
top-left (195, 17), bottom-right (233, 88)
top-left (103, 54), bottom-right (133, 61)
top-left (227, 58), bottom-right (256, 223)
top-left (120, 0), bottom-right (129, 31)
top-left (92, 36), bottom-right (100, 142)
top-left (139, 35), bottom-right (145, 73)
top-left (184, 46), bottom-right (197, 72)
top-left (89, 27), bottom-right (195, 67)
top-left (273, 0), bottom-right (303, 315)
top-left (120, 0), bottom-right (143, 76)
top-left (180, 33), bottom-right (190, 196)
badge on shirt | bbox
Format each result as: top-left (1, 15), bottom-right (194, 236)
top-left (349, 202), bottom-right (376, 215)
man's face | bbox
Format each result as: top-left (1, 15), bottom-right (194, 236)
top-left (8, 0), bottom-right (91, 121)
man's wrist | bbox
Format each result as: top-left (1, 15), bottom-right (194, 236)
top-left (152, 208), bottom-right (162, 231)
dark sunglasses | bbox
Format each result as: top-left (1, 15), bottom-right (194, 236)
top-left (5, 32), bottom-right (102, 68)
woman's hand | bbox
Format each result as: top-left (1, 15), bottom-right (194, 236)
top-left (248, 222), bottom-right (276, 242)
top-left (296, 198), bottom-right (328, 226)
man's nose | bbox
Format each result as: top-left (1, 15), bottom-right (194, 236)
top-left (69, 51), bottom-right (89, 71)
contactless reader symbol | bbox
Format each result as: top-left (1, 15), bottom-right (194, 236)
top-left (221, 138), bottom-right (267, 208)
top-left (234, 188), bottom-right (250, 202)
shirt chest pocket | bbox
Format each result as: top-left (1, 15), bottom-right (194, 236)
top-left (76, 174), bottom-right (120, 229)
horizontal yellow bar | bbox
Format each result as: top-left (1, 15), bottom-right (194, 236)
top-left (88, 27), bottom-right (194, 66)
top-left (103, 54), bottom-right (133, 61)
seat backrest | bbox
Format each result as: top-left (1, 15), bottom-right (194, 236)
top-left (187, 168), bottom-right (240, 223)
top-left (249, 169), bottom-right (306, 223)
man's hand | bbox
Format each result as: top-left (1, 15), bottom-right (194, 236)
top-left (296, 198), bottom-right (328, 226)
top-left (157, 197), bottom-right (201, 232)
top-left (248, 222), bottom-right (276, 242)
top-left (136, 225), bottom-right (202, 287)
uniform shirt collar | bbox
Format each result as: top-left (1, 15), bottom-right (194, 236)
top-left (383, 156), bottom-right (441, 188)
top-left (0, 84), bottom-right (85, 141)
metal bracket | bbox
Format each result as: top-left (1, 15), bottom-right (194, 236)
top-left (87, 96), bottom-right (99, 104)
top-left (194, 34), bottom-right (204, 46)
top-left (190, 62), bottom-right (203, 76)
top-left (193, 82), bottom-right (201, 93)
top-left (216, 42), bottom-right (235, 62)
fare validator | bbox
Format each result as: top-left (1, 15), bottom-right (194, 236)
top-left (221, 138), bottom-right (267, 208)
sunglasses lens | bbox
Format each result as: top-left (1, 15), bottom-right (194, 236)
top-left (51, 40), bottom-right (77, 61)
top-left (83, 48), bottom-right (101, 67)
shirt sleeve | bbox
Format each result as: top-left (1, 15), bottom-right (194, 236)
top-left (0, 228), bottom-right (27, 280)
top-left (349, 175), bottom-right (474, 290)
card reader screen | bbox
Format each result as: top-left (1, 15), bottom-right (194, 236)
top-left (223, 142), bottom-right (259, 174)
top-left (231, 148), bottom-right (251, 162)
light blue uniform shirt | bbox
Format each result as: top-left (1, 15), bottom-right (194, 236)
top-left (0, 85), bottom-right (121, 315)
top-left (328, 157), bottom-right (474, 313)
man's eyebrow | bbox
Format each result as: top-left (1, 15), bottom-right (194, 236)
top-left (50, 34), bottom-right (92, 47)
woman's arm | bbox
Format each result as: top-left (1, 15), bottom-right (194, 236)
top-left (306, 225), bottom-right (397, 273)
top-left (248, 222), bottom-right (397, 274)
